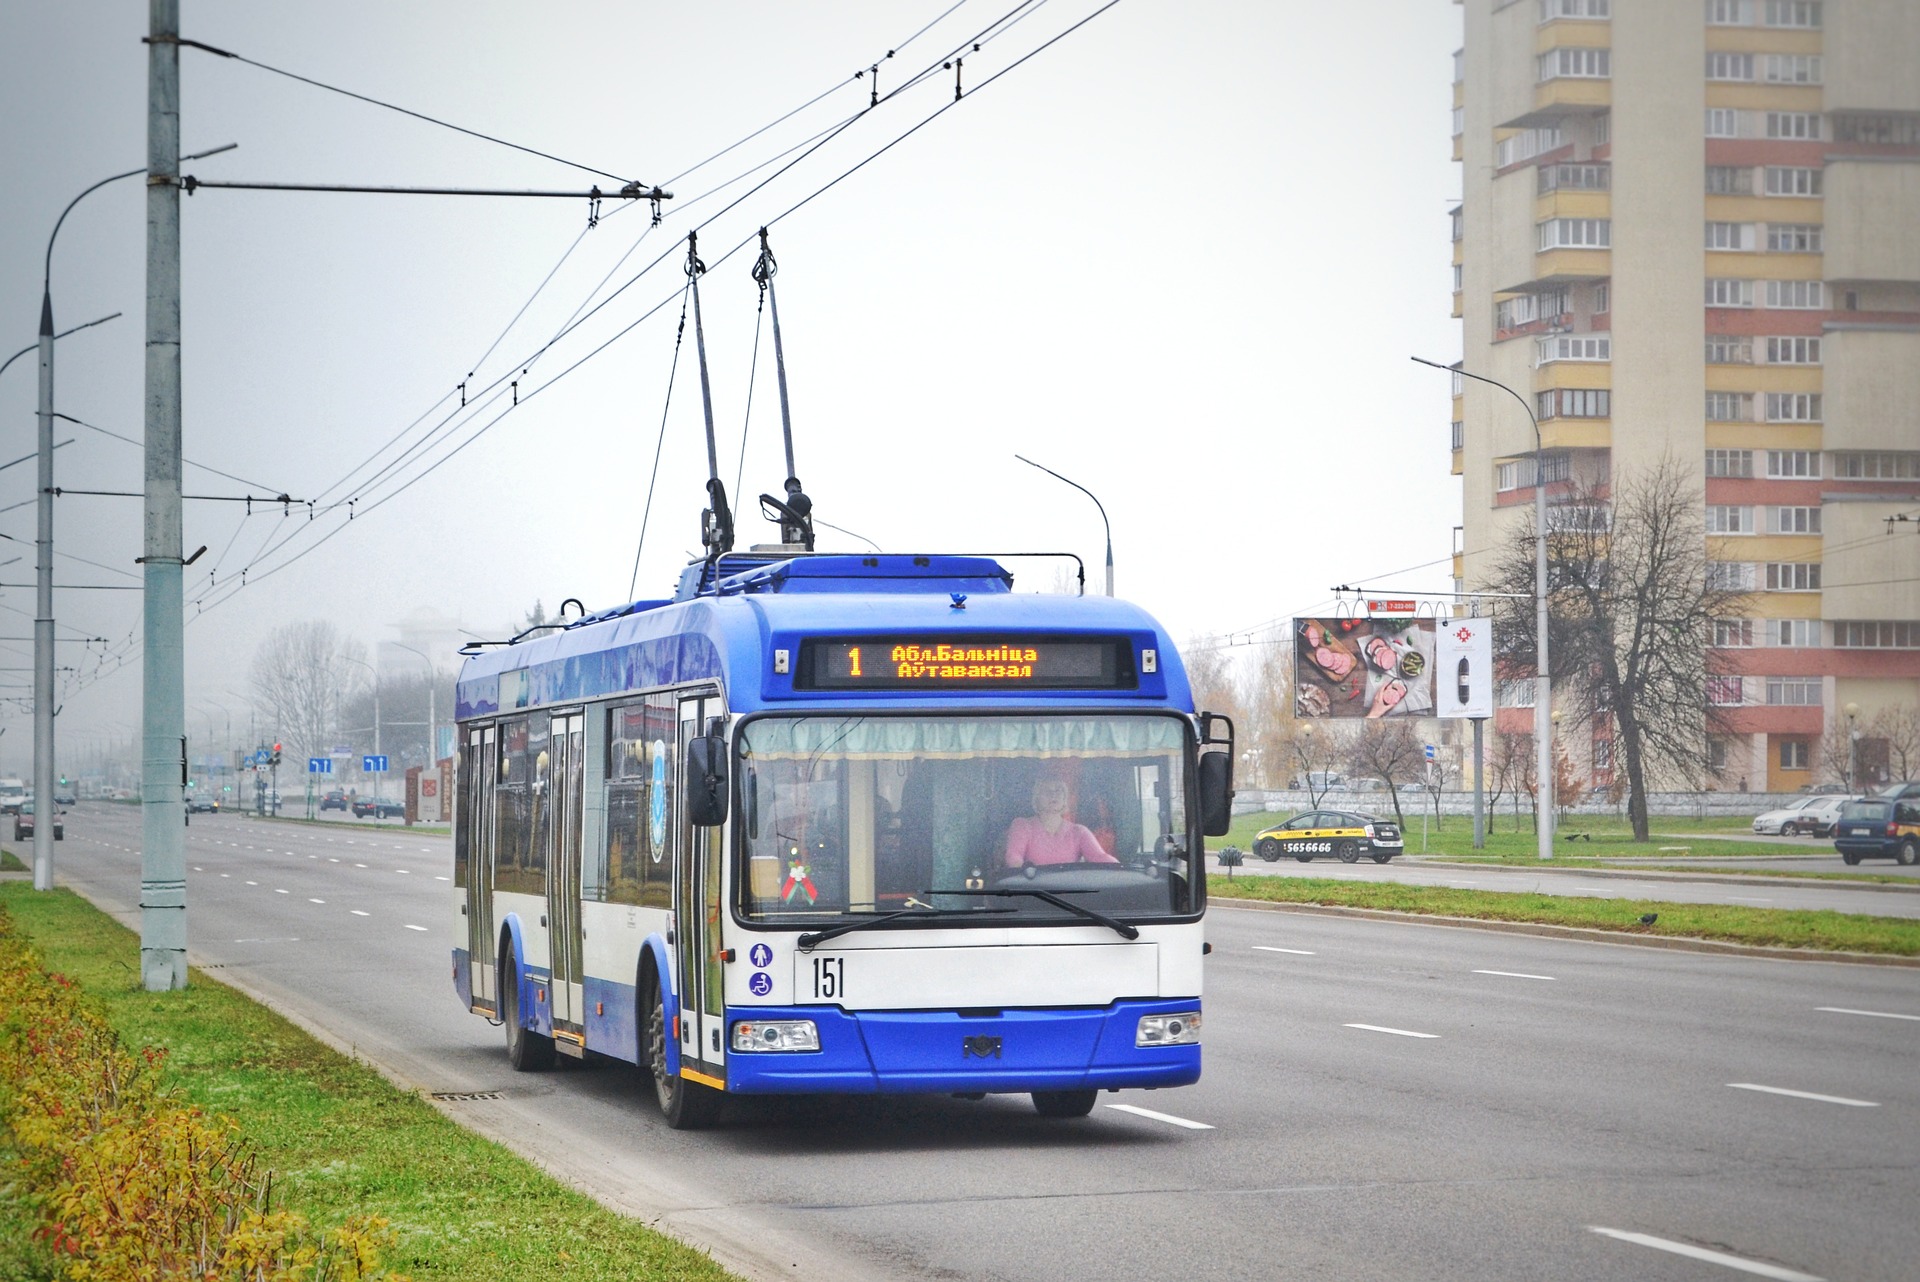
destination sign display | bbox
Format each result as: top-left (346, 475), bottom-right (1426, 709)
top-left (797, 637), bottom-right (1135, 690)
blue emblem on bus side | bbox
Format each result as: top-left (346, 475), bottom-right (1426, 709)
top-left (649, 739), bottom-right (669, 857)
top-left (749, 972), bottom-right (773, 997)
top-left (750, 943), bottom-right (773, 968)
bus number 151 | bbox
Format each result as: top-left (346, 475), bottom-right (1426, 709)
top-left (811, 956), bottom-right (844, 1000)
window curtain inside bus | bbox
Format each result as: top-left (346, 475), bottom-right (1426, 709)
top-left (740, 715), bottom-right (1183, 760)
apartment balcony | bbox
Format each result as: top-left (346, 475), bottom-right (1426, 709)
top-left (1500, 251), bottom-right (1609, 294)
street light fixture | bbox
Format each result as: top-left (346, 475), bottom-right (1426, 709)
top-left (1844, 701), bottom-right (1860, 792)
top-left (1413, 356), bottom-right (1554, 860)
top-left (1014, 454), bottom-right (1113, 596)
top-left (387, 641), bottom-right (442, 763)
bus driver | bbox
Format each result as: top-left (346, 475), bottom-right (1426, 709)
top-left (1005, 776), bottom-right (1119, 868)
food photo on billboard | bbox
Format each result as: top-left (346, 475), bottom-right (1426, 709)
top-left (1294, 617), bottom-right (1436, 719)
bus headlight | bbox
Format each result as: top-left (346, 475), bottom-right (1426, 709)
top-left (1136, 1012), bottom-right (1201, 1047)
top-left (731, 1019), bottom-right (820, 1052)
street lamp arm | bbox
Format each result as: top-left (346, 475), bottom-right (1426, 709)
top-left (1014, 454), bottom-right (1113, 596)
top-left (1411, 356), bottom-right (1542, 451)
top-left (1, 316), bottom-right (123, 383)
top-left (45, 169), bottom-right (146, 299)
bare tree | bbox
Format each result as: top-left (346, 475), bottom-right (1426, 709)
top-left (1489, 456), bottom-right (1748, 841)
top-left (1345, 719), bottom-right (1422, 827)
top-left (1491, 730), bottom-right (1537, 832)
top-left (1183, 634), bottom-right (1249, 736)
top-left (1238, 647), bottom-right (1291, 792)
top-left (1871, 706), bottom-right (1920, 784)
top-left (250, 621), bottom-right (369, 773)
top-left (1288, 721), bottom-right (1352, 807)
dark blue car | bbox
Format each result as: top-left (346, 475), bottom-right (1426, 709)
top-left (1832, 798), bottom-right (1920, 866)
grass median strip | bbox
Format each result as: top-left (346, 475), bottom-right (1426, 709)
top-left (0, 884), bottom-right (740, 1282)
top-left (1206, 874), bottom-right (1920, 956)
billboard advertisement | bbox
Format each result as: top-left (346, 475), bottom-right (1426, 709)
top-left (1294, 618), bottom-right (1436, 719)
top-left (1435, 617), bottom-right (1495, 720)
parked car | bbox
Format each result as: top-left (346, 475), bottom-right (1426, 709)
top-left (14, 801), bottom-right (63, 842)
top-left (352, 796), bottom-right (404, 819)
top-left (1253, 809), bottom-right (1403, 864)
top-left (1832, 798), bottom-right (1920, 865)
top-left (1781, 795), bottom-right (1854, 837)
top-left (54, 791), bottom-right (76, 806)
top-left (1874, 781), bottom-right (1920, 802)
top-left (1798, 782), bottom-right (1852, 795)
top-left (319, 789), bottom-right (350, 812)
top-left (1752, 795), bottom-right (1832, 835)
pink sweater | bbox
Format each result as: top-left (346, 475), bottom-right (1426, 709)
top-left (1004, 817), bottom-right (1118, 867)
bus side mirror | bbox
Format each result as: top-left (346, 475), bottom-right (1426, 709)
top-left (1198, 751), bottom-right (1234, 837)
top-left (685, 722), bottom-right (729, 827)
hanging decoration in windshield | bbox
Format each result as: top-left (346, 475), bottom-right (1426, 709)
top-left (797, 637), bottom-right (1136, 690)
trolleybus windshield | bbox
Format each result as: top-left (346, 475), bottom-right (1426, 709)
top-left (736, 714), bottom-right (1198, 926)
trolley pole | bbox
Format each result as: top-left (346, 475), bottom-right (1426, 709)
top-left (32, 278), bottom-right (54, 889)
top-left (141, 0), bottom-right (189, 991)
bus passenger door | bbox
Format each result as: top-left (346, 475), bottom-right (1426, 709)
top-left (546, 712), bottom-right (586, 1039)
top-left (465, 726), bottom-right (497, 1011)
top-left (676, 696), bottom-right (727, 1080)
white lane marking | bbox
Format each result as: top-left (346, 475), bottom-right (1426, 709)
top-left (434, 875), bottom-right (450, 881)
top-left (351, 910), bottom-right (370, 917)
top-left (396, 869), bottom-right (410, 875)
top-left (404, 923), bottom-right (428, 932)
top-left (355, 863), bottom-right (367, 868)
top-left (1817, 1006), bottom-right (1920, 1022)
top-left (1587, 1226), bottom-right (1823, 1281)
top-left (1728, 896), bottom-right (1774, 904)
top-left (274, 888), bottom-right (289, 895)
top-left (1253, 945), bottom-right (1317, 955)
top-left (1727, 1083), bottom-right (1877, 1108)
top-left (329, 858), bottom-right (340, 863)
top-left (1344, 1023), bottom-right (1440, 1039)
top-left (220, 873), bottom-right (229, 878)
top-left (192, 866), bottom-right (203, 872)
top-left (309, 854), bottom-right (318, 859)
top-left (1473, 969), bottom-right (1556, 981)
top-left (308, 898), bottom-right (326, 904)
top-left (245, 880), bottom-right (258, 886)
top-left (1104, 1104), bottom-right (1214, 1130)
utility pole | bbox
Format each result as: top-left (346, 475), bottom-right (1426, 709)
top-left (141, 0), bottom-right (188, 991)
top-left (33, 266), bottom-right (55, 889)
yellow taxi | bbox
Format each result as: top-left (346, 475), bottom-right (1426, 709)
top-left (1253, 809), bottom-right (1403, 865)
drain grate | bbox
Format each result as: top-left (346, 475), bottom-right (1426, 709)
top-left (430, 1090), bottom-right (502, 1102)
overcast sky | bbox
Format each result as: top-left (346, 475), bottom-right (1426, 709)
top-left (0, 1), bottom-right (1462, 770)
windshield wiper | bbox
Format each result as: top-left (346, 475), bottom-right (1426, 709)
top-left (928, 887), bottom-right (1141, 941)
top-left (796, 903), bottom-right (1014, 951)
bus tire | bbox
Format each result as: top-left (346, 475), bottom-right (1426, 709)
top-left (1335, 840), bottom-right (1360, 863)
top-left (1255, 838), bottom-right (1280, 862)
top-left (1031, 1089), bottom-right (1098, 1118)
top-left (645, 972), bottom-right (718, 1130)
top-left (502, 960), bottom-right (555, 1072)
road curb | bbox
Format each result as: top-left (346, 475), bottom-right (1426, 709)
top-left (1212, 898), bottom-right (1920, 967)
top-left (1404, 857), bottom-right (1920, 895)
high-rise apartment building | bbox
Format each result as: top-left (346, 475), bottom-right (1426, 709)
top-left (1451, 0), bottom-right (1919, 793)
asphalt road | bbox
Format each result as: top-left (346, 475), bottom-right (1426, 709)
top-left (39, 803), bottom-right (1920, 1282)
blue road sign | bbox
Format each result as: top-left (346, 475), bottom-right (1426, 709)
top-left (1424, 744), bottom-right (1436, 761)
top-left (363, 754), bottom-right (389, 773)
top-left (309, 757), bottom-right (334, 774)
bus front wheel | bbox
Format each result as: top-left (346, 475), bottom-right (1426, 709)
top-left (645, 972), bottom-right (718, 1130)
top-left (502, 961), bottom-right (555, 1072)
top-left (1031, 1089), bottom-right (1098, 1118)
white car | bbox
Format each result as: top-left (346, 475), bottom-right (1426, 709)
top-left (1753, 795), bottom-right (1853, 836)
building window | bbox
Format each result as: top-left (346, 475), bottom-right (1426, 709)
top-left (1765, 112), bottom-right (1821, 140)
top-left (1832, 114), bottom-right (1920, 146)
top-left (1548, 503), bottom-right (1611, 532)
top-left (1538, 388), bottom-right (1611, 419)
top-left (1708, 561), bottom-right (1757, 591)
top-left (1537, 335), bottom-right (1611, 364)
top-left (1764, 336), bottom-right (1822, 364)
top-left (1768, 505), bottom-right (1821, 534)
top-left (1496, 288), bottom-right (1570, 330)
top-left (1539, 47), bottom-right (1612, 81)
top-left (1496, 125), bottom-right (1566, 168)
top-left (1707, 0), bottom-right (1754, 24)
top-left (1705, 107), bottom-right (1740, 138)
top-left (1451, 207), bottom-right (1464, 241)
top-left (1764, 166), bottom-right (1823, 196)
top-left (1705, 278), bottom-right (1754, 307)
top-left (1540, 0), bottom-right (1611, 18)
top-left (1764, 562), bottom-right (1821, 591)
top-left (1714, 619), bottom-right (1755, 647)
top-left (1593, 738), bottom-right (1614, 771)
top-left (1707, 51), bottom-right (1754, 81)
top-left (1767, 224), bottom-right (1823, 253)
top-left (1706, 165), bottom-right (1755, 195)
top-left (1538, 453), bottom-right (1571, 484)
top-left (1779, 740), bottom-right (1810, 770)
top-left (1764, 393), bottom-right (1822, 423)
top-left (1834, 621), bottom-right (1920, 649)
top-left (1453, 263), bottom-right (1464, 292)
top-left (1707, 675), bottom-right (1746, 706)
top-left (1451, 420), bottom-right (1464, 451)
top-left (1705, 393), bottom-right (1755, 423)
top-left (1705, 222), bottom-right (1756, 251)
top-left (1766, 619), bottom-right (1820, 647)
top-left (1765, 677), bottom-right (1820, 705)
top-left (1766, 450), bottom-right (1820, 478)
top-left (1538, 163), bottom-right (1611, 193)
top-left (1706, 337), bottom-right (1754, 364)
top-left (1761, 54), bottom-right (1822, 84)
top-left (1765, 279), bottom-right (1825, 309)
top-left (1593, 282), bottom-right (1609, 313)
top-left (1705, 448), bottom-right (1754, 477)
top-left (1538, 218), bottom-right (1611, 250)
top-left (1763, 0), bottom-right (1822, 28)
top-left (1497, 460), bottom-right (1526, 492)
top-left (1832, 452), bottom-right (1920, 480)
top-left (1707, 738), bottom-right (1731, 770)
top-left (1707, 505), bottom-right (1754, 534)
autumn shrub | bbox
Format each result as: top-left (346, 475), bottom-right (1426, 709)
top-left (0, 905), bottom-right (402, 1281)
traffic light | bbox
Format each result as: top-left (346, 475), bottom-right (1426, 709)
top-left (270, 742), bottom-right (282, 767)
